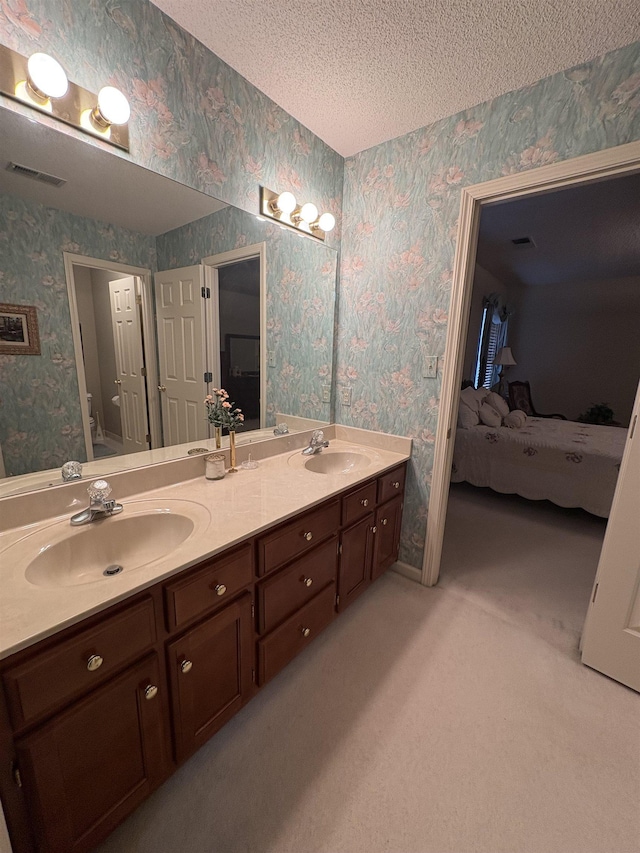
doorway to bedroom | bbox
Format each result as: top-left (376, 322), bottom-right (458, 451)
top-left (438, 169), bottom-right (640, 659)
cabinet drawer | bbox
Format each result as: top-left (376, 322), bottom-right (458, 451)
top-left (258, 537), bottom-right (338, 634)
top-left (377, 464), bottom-right (406, 504)
top-left (342, 481), bottom-right (377, 527)
top-left (258, 583), bottom-right (336, 685)
top-left (164, 542), bottom-right (254, 630)
top-left (257, 500), bottom-right (340, 576)
top-left (3, 598), bottom-right (156, 731)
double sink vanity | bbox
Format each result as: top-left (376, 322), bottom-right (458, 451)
top-left (0, 426), bottom-right (410, 853)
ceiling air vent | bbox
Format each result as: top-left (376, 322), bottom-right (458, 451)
top-left (6, 162), bottom-right (67, 187)
top-left (511, 235), bottom-right (535, 248)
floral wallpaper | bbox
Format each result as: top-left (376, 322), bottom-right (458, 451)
top-left (157, 206), bottom-right (337, 425)
top-left (0, 192), bottom-right (156, 476)
top-left (338, 42), bottom-right (640, 569)
top-left (0, 0), bottom-right (343, 249)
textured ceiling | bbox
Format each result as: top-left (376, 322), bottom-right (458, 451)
top-left (150, 0), bottom-right (640, 156)
top-left (477, 171), bottom-right (640, 287)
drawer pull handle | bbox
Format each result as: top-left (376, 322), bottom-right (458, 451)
top-left (382, 518), bottom-right (388, 525)
top-left (303, 531), bottom-right (313, 541)
top-left (87, 654), bottom-right (103, 672)
top-left (361, 498), bottom-right (369, 507)
top-left (180, 659), bottom-right (193, 674)
top-left (393, 481), bottom-right (400, 489)
top-left (144, 684), bottom-right (158, 700)
top-left (371, 526), bottom-right (377, 534)
top-left (213, 583), bottom-right (227, 596)
top-left (303, 577), bottom-right (313, 587)
top-left (301, 627), bottom-right (311, 638)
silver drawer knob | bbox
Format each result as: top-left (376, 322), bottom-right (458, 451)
top-left (371, 526), bottom-right (377, 534)
top-left (180, 659), bottom-right (193, 674)
top-left (361, 498), bottom-right (369, 507)
top-left (144, 684), bottom-right (158, 700)
top-left (214, 583), bottom-right (227, 596)
top-left (87, 654), bottom-right (103, 672)
top-left (304, 531), bottom-right (313, 541)
top-left (382, 518), bottom-right (388, 525)
top-left (303, 577), bottom-right (313, 587)
top-left (301, 627), bottom-right (311, 638)
top-left (393, 481), bottom-right (400, 489)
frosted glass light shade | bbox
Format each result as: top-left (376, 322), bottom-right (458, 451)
top-left (276, 191), bottom-right (296, 215)
top-left (96, 86), bottom-right (131, 126)
top-left (27, 53), bottom-right (68, 99)
top-left (299, 202), bottom-right (318, 223)
top-left (317, 212), bottom-right (336, 233)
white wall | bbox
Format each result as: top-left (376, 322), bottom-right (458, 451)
top-left (508, 276), bottom-right (640, 426)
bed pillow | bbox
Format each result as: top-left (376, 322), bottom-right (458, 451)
top-left (460, 385), bottom-right (489, 413)
top-left (478, 401), bottom-right (502, 427)
top-left (458, 400), bottom-right (480, 429)
top-left (503, 409), bottom-right (527, 429)
top-left (485, 391), bottom-right (509, 418)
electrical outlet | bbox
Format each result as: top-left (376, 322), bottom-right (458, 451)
top-left (322, 384), bottom-right (331, 403)
top-left (423, 355), bottom-right (438, 379)
top-left (268, 350), bottom-right (276, 368)
top-left (341, 386), bottom-right (352, 406)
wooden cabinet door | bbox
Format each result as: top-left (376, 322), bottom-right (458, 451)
top-left (337, 514), bottom-right (374, 612)
top-left (372, 497), bottom-right (403, 581)
top-left (16, 655), bottom-right (169, 853)
top-left (167, 593), bottom-right (253, 763)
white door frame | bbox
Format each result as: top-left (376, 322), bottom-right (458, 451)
top-left (422, 140), bottom-right (640, 587)
top-left (63, 253), bottom-right (160, 462)
top-left (202, 243), bottom-right (267, 429)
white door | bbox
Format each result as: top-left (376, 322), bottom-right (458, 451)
top-left (581, 381), bottom-right (640, 692)
top-left (109, 277), bottom-right (150, 454)
top-left (155, 265), bottom-right (208, 446)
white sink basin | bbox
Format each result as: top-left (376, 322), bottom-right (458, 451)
top-left (303, 450), bottom-right (370, 475)
top-left (10, 500), bottom-right (210, 588)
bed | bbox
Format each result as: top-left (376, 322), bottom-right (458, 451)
top-left (451, 417), bottom-right (627, 518)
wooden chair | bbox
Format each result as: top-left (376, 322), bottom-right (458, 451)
top-left (508, 381), bottom-right (567, 419)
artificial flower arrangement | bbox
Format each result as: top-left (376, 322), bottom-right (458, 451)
top-left (205, 388), bottom-right (245, 431)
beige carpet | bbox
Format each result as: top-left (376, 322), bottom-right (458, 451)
top-left (98, 485), bottom-right (640, 853)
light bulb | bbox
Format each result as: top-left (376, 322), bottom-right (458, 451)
top-left (299, 202), bottom-right (318, 223)
top-left (27, 53), bottom-right (68, 100)
top-left (95, 86), bottom-right (131, 126)
top-left (317, 212), bottom-right (336, 233)
top-left (275, 191), bottom-right (296, 215)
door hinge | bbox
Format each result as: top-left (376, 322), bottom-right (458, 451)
top-left (201, 286), bottom-right (211, 299)
top-left (251, 668), bottom-right (256, 683)
top-left (338, 543), bottom-right (342, 555)
top-left (251, 602), bottom-right (255, 619)
top-left (12, 762), bottom-right (22, 788)
top-left (204, 372), bottom-right (213, 384)
top-left (591, 582), bottom-right (599, 604)
top-left (135, 294), bottom-right (142, 305)
top-left (145, 434), bottom-right (151, 444)
top-left (336, 594), bottom-right (340, 606)
top-left (141, 366), bottom-right (147, 377)
top-left (447, 427), bottom-right (452, 440)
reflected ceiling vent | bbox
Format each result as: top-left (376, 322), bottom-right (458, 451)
top-left (6, 161), bottom-right (66, 187)
top-left (511, 235), bottom-right (536, 248)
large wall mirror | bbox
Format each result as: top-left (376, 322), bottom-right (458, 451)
top-left (0, 106), bottom-right (337, 497)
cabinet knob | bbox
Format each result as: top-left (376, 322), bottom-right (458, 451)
top-left (213, 583), bottom-right (227, 596)
top-left (303, 531), bottom-right (313, 541)
top-left (361, 498), bottom-right (369, 507)
top-left (301, 627), bottom-right (311, 638)
top-left (393, 481), bottom-right (400, 489)
top-left (302, 577), bottom-right (313, 587)
top-left (382, 518), bottom-right (388, 525)
top-left (371, 526), bottom-right (377, 534)
top-left (87, 654), bottom-right (103, 672)
top-left (180, 659), bottom-right (193, 674)
top-left (144, 684), bottom-right (158, 700)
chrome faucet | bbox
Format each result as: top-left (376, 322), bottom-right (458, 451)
top-left (61, 460), bottom-right (83, 482)
top-left (302, 429), bottom-right (330, 455)
top-left (70, 480), bottom-right (123, 526)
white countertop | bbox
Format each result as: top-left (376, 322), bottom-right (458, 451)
top-left (0, 434), bottom-right (410, 660)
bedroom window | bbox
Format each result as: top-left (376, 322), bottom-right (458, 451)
top-left (474, 296), bottom-right (509, 389)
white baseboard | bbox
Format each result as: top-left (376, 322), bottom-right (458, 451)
top-left (391, 560), bottom-right (422, 584)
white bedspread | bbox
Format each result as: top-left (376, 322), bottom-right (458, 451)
top-left (451, 418), bottom-right (626, 517)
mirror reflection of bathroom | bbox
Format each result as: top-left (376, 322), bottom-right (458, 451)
top-left (218, 257), bottom-right (261, 431)
top-left (70, 260), bottom-right (151, 462)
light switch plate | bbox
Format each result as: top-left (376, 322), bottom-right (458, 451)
top-left (341, 386), bottom-right (352, 406)
top-left (423, 356), bottom-right (438, 378)
top-left (322, 384), bottom-right (331, 403)
top-left (268, 350), bottom-right (276, 368)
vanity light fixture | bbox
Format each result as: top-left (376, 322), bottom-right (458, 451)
top-left (0, 44), bottom-right (130, 151)
top-left (260, 186), bottom-right (335, 242)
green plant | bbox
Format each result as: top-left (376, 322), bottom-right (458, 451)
top-left (578, 402), bottom-right (615, 425)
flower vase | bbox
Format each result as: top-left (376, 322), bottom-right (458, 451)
top-left (228, 430), bottom-right (237, 472)
top-left (214, 426), bottom-right (222, 449)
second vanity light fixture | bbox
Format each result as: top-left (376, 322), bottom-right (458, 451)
top-left (0, 45), bottom-right (131, 151)
top-left (260, 187), bottom-right (336, 242)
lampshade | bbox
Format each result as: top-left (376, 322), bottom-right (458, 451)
top-left (494, 346), bottom-right (516, 366)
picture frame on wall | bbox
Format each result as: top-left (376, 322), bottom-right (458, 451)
top-left (0, 303), bottom-right (41, 355)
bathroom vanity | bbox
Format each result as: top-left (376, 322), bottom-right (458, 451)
top-left (0, 430), bottom-right (409, 853)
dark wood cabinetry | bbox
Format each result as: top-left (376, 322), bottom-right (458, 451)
top-left (0, 460), bottom-right (406, 853)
